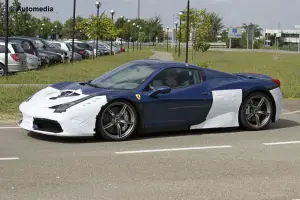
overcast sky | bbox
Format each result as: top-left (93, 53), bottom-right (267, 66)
top-left (13, 0), bottom-right (300, 30)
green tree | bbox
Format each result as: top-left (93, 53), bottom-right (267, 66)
top-left (207, 12), bottom-right (224, 42)
top-left (52, 20), bottom-right (63, 39)
top-left (0, 2), bottom-right (5, 36)
top-left (147, 16), bottom-right (163, 45)
top-left (179, 8), bottom-right (214, 43)
top-left (61, 16), bottom-right (85, 39)
top-left (138, 31), bottom-right (147, 42)
top-left (76, 13), bottom-right (118, 41)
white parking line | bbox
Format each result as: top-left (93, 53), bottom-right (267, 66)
top-left (0, 157), bottom-right (19, 161)
top-left (115, 145), bottom-right (233, 154)
top-left (263, 141), bottom-right (300, 145)
top-left (0, 127), bottom-right (21, 129)
top-left (282, 110), bottom-right (300, 115)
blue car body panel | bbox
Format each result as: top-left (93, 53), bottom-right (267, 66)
top-left (49, 60), bottom-right (281, 133)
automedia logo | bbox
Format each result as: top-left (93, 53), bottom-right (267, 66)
top-left (9, 6), bottom-right (54, 12)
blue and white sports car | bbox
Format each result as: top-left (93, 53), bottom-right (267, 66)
top-left (19, 60), bottom-right (283, 141)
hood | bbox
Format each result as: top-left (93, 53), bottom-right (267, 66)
top-left (28, 82), bottom-right (118, 108)
top-left (51, 81), bottom-right (115, 95)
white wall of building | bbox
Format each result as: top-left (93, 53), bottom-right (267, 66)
top-left (263, 29), bottom-right (300, 44)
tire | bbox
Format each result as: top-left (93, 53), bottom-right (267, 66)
top-left (95, 100), bottom-right (138, 141)
top-left (239, 92), bottom-right (274, 130)
top-left (0, 64), bottom-right (4, 77)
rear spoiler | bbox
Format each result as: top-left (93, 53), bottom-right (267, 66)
top-left (233, 73), bottom-right (280, 87)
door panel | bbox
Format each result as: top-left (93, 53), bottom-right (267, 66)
top-left (141, 84), bottom-right (213, 129)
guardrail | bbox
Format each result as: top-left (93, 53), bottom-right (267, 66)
top-left (157, 42), bottom-right (227, 48)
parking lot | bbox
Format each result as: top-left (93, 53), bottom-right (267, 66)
top-left (1, 101), bottom-right (300, 200)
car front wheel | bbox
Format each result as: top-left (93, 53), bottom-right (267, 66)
top-left (239, 92), bottom-right (274, 130)
top-left (95, 100), bottom-right (138, 141)
top-left (0, 64), bottom-right (4, 77)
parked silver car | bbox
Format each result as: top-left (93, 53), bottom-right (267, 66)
top-left (25, 53), bottom-right (41, 70)
top-left (48, 41), bottom-right (83, 61)
top-left (0, 42), bottom-right (27, 76)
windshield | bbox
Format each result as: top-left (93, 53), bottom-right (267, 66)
top-left (90, 63), bottom-right (157, 90)
top-left (34, 39), bottom-right (51, 48)
top-left (11, 43), bottom-right (24, 53)
top-left (52, 43), bottom-right (61, 47)
top-left (47, 42), bottom-right (59, 48)
top-left (75, 43), bottom-right (91, 49)
top-left (39, 39), bottom-right (51, 47)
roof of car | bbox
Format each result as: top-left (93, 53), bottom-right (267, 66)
top-left (131, 59), bottom-right (196, 68)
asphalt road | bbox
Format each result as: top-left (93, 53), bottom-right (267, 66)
top-left (1, 102), bottom-right (300, 200)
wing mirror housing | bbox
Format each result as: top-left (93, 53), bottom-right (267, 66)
top-left (149, 86), bottom-right (171, 97)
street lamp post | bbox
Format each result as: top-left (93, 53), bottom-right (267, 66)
top-left (42, 23), bottom-right (45, 38)
top-left (127, 19), bottom-right (130, 52)
top-left (178, 11), bottom-right (183, 57)
top-left (139, 27), bottom-right (142, 50)
top-left (185, 0), bottom-right (190, 63)
top-left (4, 0), bottom-right (9, 77)
top-left (132, 23), bottom-right (136, 51)
top-left (172, 13), bottom-right (178, 46)
top-left (110, 10), bottom-right (115, 55)
top-left (54, 25), bottom-right (57, 40)
top-left (71, 0), bottom-right (76, 63)
top-left (95, 1), bottom-right (101, 57)
top-left (51, 29), bottom-right (54, 40)
top-left (120, 16), bottom-right (124, 52)
top-left (166, 26), bottom-right (169, 52)
top-left (137, 25), bottom-right (140, 50)
top-left (175, 22), bottom-right (178, 53)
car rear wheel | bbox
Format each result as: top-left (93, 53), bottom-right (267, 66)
top-left (239, 92), bottom-right (274, 130)
top-left (0, 64), bottom-right (4, 77)
top-left (95, 100), bottom-right (138, 141)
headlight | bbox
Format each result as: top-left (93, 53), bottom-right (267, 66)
top-left (50, 95), bottom-right (96, 113)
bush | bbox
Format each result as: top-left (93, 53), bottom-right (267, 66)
top-left (193, 41), bottom-right (211, 55)
top-left (196, 61), bottom-right (211, 68)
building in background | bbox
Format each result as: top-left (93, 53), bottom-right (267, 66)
top-left (262, 29), bottom-right (300, 46)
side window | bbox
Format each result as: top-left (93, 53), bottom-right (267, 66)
top-left (55, 43), bottom-right (61, 47)
top-left (0, 45), bottom-right (5, 53)
top-left (145, 68), bottom-right (205, 91)
top-left (34, 40), bottom-right (44, 48)
top-left (0, 45), bottom-right (10, 53)
top-left (21, 41), bottom-right (31, 50)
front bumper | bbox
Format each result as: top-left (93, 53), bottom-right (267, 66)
top-left (18, 96), bottom-right (108, 137)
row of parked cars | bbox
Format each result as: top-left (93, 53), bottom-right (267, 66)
top-left (0, 37), bottom-right (125, 77)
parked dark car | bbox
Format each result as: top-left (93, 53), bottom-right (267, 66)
top-left (40, 51), bottom-right (62, 64)
top-left (22, 37), bottom-right (69, 62)
top-left (0, 37), bottom-right (50, 68)
top-left (73, 42), bottom-right (93, 52)
top-left (87, 42), bottom-right (110, 56)
top-left (65, 41), bottom-right (94, 57)
top-left (66, 43), bottom-right (89, 59)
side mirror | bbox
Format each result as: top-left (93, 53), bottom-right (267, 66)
top-left (149, 86), bottom-right (171, 98)
top-left (87, 80), bottom-right (92, 83)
